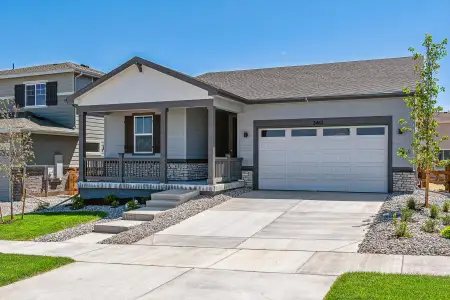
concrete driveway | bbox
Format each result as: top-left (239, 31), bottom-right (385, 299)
top-left (147, 190), bottom-right (385, 252)
top-left (0, 191), bottom-right (387, 300)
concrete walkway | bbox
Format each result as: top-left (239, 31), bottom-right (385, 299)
top-left (1, 191), bottom-right (449, 299)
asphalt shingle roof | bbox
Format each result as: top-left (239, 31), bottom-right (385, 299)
top-left (0, 62), bottom-right (104, 78)
top-left (197, 57), bottom-right (418, 101)
top-left (0, 113), bottom-right (77, 135)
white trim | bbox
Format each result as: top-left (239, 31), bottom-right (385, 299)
top-left (133, 115), bottom-right (154, 154)
top-left (23, 80), bottom-right (48, 84)
top-left (0, 96), bottom-right (14, 100)
top-left (57, 92), bottom-right (73, 96)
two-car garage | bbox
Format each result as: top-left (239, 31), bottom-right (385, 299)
top-left (258, 125), bottom-right (388, 193)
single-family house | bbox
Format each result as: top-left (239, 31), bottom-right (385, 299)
top-left (0, 62), bottom-right (104, 200)
top-left (68, 56), bottom-right (418, 199)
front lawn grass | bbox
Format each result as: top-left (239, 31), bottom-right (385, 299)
top-left (0, 253), bottom-right (73, 287)
top-left (0, 211), bottom-right (107, 240)
top-left (325, 272), bottom-right (450, 300)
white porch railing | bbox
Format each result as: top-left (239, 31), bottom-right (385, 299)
top-left (215, 155), bottom-right (243, 183)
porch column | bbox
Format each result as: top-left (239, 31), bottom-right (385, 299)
top-left (79, 111), bottom-right (86, 182)
top-left (207, 106), bottom-right (216, 184)
top-left (159, 108), bottom-right (168, 183)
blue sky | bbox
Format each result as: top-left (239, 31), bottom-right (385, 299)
top-left (1, 0), bottom-right (449, 107)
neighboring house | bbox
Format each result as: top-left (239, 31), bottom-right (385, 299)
top-left (68, 56), bottom-right (418, 199)
top-left (0, 63), bottom-right (105, 200)
top-left (435, 111), bottom-right (450, 160)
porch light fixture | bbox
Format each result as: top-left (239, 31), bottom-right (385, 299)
top-left (398, 128), bottom-right (403, 134)
top-left (244, 131), bottom-right (249, 138)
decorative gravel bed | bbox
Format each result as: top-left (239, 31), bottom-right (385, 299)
top-left (359, 190), bottom-right (450, 256)
top-left (0, 195), bottom-right (70, 217)
top-left (33, 205), bottom-right (126, 242)
top-left (100, 187), bottom-right (252, 245)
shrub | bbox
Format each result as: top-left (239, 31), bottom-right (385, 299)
top-left (400, 208), bottom-right (414, 222)
top-left (392, 212), bottom-right (398, 227)
top-left (406, 197), bottom-right (416, 210)
top-left (422, 219), bottom-right (438, 233)
top-left (443, 201), bottom-right (450, 213)
top-left (430, 204), bottom-right (440, 219)
top-left (125, 199), bottom-right (139, 211)
top-left (441, 226), bottom-right (450, 239)
top-left (442, 215), bottom-right (450, 226)
top-left (395, 221), bottom-right (411, 238)
top-left (104, 194), bottom-right (118, 206)
top-left (110, 200), bottom-right (120, 208)
top-left (137, 197), bottom-right (148, 205)
top-left (72, 195), bottom-right (85, 210)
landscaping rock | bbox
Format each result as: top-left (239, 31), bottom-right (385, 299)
top-left (100, 187), bottom-right (252, 245)
top-left (359, 190), bottom-right (450, 256)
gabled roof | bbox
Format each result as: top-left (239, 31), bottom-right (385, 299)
top-left (67, 57), bottom-right (248, 104)
top-left (197, 56), bottom-right (418, 102)
top-left (0, 62), bottom-right (105, 79)
top-left (435, 112), bottom-right (450, 124)
top-left (0, 112), bottom-right (77, 136)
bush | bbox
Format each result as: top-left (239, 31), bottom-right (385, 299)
top-left (400, 208), bottom-right (414, 222)
top-left (137, 197), bottom-right (148, 205)
top-left (441, 226), bottom-right (450, 239)
top-left (443, 201), bottom-right (450, 213)
top-left (125, 199), bottom-right (139, 211)
top-left (395, 221), bottom-right (411, 238)
top-left (72, 195), bottom-right (85, 210)
top-left (422, 219), bottom-right (438, 233)
top-left (430, 204), bottom-right (440, 219)
top-left (406, 197), bottom-right (416, 210)
top-left (110, 200), bottom-right (120, 208)
top-left (104, 194), bottom-right (118, 206)
top-left (442, 215), bottom-right (450, 226)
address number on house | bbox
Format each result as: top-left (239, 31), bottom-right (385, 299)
top-left (313, 120), bottom-right (324, 125)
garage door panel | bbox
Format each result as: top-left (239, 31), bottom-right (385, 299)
top-left (260, 178), bottom-right (286, 190)
top-left (321, 152), bottom-right (351, 163)
top-left (287, 151), bottom-right (320, 163)
top-left (355, 139), bottom-right (385, 150)
top-left (259, 151), bottom-right (285, 165)
top-left (258, 126), bottom-right (387, 193)
top-left (259, 166), bottom-right (286, 179)
top-left (287, 164), bottom-right (320, 176)
top-left (353, 150), bottom-right (386, 163)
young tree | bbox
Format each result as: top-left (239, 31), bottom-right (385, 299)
top-left (398, 34), bottom-right (448, 207)
top-left (0, 100), bottom-right (34, 222)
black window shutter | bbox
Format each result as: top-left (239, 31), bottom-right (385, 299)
top-left (124, 116), bottom-right (134, 153)
top-left (14, 84), bottom-right (25, 108)
top-left (153, 115), bottom-right (161, 153)
top-left (46, 81), bottom-right (58, 106)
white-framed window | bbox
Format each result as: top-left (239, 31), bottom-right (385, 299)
top-left (86, 141), bottom-right (103, 155)
top-left (25, 83), bottom-right (46, 107)
top-left (439, 150), bottom-right (450, 161)
top-left (134, 115), bottom-right (153, 153)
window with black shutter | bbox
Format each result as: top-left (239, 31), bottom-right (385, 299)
top-left (14, 84), bottom-right (25, 108)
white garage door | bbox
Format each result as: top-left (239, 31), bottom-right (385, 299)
top-left (258, 126), bottom-right (388, 193)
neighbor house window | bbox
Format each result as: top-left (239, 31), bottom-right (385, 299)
top-left (134, 116), bottom-right (153, 153)
top-left (26, 83), bottom-right (46, 106)
top-left (439, 150), bottom-right (450, 161)
top-left (86, 142), bottom-right (102, 153)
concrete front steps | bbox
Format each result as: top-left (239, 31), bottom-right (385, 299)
top-left (146, 189), bottom-right (199, 210)
top-left (95, 189), bottom-right (199, 234)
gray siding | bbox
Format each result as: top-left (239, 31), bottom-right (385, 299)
top-left (75, 75), bottom-right (94, 91)
top-left (0, 72), bottom-right (76, 128)
top-left (186, 107), bottom-right (208, 159)
top-left (31, 134), bottom-right (78, 166)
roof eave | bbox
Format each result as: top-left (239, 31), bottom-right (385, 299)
top-left (247, 91), bottom-right (414, 104)
top-left (0, 68), bottom-right (76, 80)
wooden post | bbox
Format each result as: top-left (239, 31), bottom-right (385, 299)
top-left (159, 108), bottom-right (168, 183)
top-left (446, 165), bottom-right (450, 193)
top-left (118, 153), bottom-right (124, 182)
top-left (425, 166), bottom-right (430, 208)
top-left (79, 111), bottom-right (87, 182)
top-left (44, 166), bottom-right (49, 197)
top-left (207, 106), bottom-right (216, 185)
